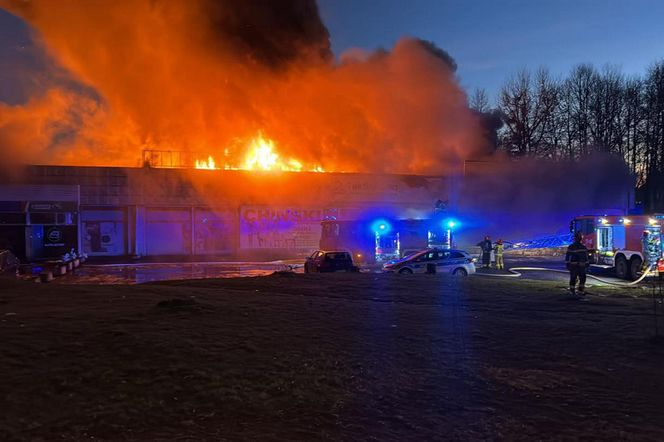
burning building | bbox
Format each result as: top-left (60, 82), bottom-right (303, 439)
top-left (0, 0), bottom-right (636, 263)
top-left (0, 0), bottom-right (483, 262)
top-left (0, 164), bottom-right (449, 262)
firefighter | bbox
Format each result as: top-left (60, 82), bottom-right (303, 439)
top-left (494, 239), bottom-right (505, 270)
top-left (566, 232), bottom-right (589, 296)
top-left (477, 235), bottom-right (492, 269)
top-left (641, 231), bottom-right (651, 270)
top-left (641, 230), bottom-right (659, 271)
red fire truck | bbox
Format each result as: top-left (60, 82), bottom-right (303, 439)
top-left (571, 214), bottom-right (664, 280)
top-left (320, 217), bottom-right (457, 264)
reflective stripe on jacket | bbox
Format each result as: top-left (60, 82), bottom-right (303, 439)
top-left (566, 242), bottom-right (589, 263)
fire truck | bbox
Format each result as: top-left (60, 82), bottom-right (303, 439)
top-left (571, 214), bottom-right (664, 280)
top-left (320, 216), bottom-right (458, 264)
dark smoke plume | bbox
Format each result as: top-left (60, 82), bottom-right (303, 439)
top-left (0, 0), bottom-right (487, 173)
top-left (457, 152), bottom-right (634, 246)
top-left (204, 0), bottom-right (332, 68)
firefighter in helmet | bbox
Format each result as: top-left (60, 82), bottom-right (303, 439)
top-left (641, 230), bottom-right (660, 271)
top-left (477, 235), bottom-right (493, 269)
top-left (494, 239), bottom-right (505, 270)
top-left (566, 231), bottom-right (589, 296)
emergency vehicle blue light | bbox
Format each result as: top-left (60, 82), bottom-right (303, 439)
top-left (444, 218), bottom-right (459, 229)
top-left (371, 219), bottom-right (391, 234)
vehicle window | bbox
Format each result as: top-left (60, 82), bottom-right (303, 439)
top-left (403, 251), bottom-right (421, 260)
top-left (377, 234), bottom-right (398, 250)
top-left (412, 253), bottom-right (427, 262)
top-left (325, 252), bottom-right (350, 261)
top-left (450, 251), bottom-right (464, 259)
top-left (438, 251), bottom-right (451, 260)
top-left (573, 219), bottom-right (594, 235)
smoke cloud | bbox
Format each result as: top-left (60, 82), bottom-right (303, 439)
top-left (0, 0), bottom-right (486, 173)
top-left (456, 152), bottom-right (634, 246)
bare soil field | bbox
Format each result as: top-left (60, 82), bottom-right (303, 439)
top-left (1, 273), bottom-right (663, 441)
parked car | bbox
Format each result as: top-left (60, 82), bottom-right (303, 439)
top-left (304, 250), bottom-right (359, 273)
top-left (382, 248), bottom-right (476, 276)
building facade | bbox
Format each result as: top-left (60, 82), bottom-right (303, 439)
top-left (0, 166), bottom-right (448, 261)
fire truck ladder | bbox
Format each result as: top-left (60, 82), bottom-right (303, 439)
top-left (505, 233), bottom-right (573, 251)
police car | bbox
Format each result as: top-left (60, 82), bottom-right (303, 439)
top-left (382, 248), bottom-right (476, 276)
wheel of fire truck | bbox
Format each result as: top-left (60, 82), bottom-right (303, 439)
top-left (629, 256), bottom-right (643, 281)
top-left (615, 255), bottom-right (628, 279)
top-left (398, 268), bottom-right (413, 275)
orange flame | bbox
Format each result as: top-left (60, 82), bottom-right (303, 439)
top-left (0, 2), bottom-right (488, 174)
top-left (195, 134), bottom-right (324, 172)
top-left (194, 156), bottom-right (216, 170)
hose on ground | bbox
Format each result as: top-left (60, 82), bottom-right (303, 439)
top-left (476, 264), bottom-right (656, 287)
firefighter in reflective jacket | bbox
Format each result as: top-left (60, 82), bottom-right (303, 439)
top-left (494, 239), bottom-right (505, 269)
top-left (641, 231), bottom-right (659, 270)
top-left (566, 232), bottom-right (589, 295)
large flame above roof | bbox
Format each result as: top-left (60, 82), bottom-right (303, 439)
top-left (194, 134), bottom-right (324, 172)
top-left (0, 0), bottom-right (488, 174)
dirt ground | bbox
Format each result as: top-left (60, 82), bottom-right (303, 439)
top-left (1, 273), bottom-right (664, 441)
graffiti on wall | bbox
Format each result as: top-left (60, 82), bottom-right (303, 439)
top-left (239, 206), bottom-right (336, 249)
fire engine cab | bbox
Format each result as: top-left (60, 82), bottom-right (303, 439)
top-left (571, 215), bottom-right (664, 280)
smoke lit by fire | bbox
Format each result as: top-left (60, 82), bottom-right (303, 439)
top-left (0, 0), bottom-right (488, 174)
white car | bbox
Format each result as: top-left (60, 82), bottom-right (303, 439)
top-left (382, 248), bottom-right (476, 276)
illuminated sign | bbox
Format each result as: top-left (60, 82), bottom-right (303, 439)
top-left (44, 227), bottom-right (65, 247)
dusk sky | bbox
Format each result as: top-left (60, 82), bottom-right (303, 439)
top-left (2, 1), bottom-right (664, 104)
top-left (319, 0), bottom-right (664, 100)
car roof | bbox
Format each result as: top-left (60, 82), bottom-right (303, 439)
top-left (413, 248), bottom-right (467, 253)
top-left (407, 248), bottom-right (468, 257)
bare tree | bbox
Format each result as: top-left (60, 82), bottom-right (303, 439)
top-left (565, 64), bottom-right (596, 157)
top-left (470, 88), bottom-right (490, 113)
top-left (495, 60), bottom-right (664, 211)
top-left (499, 68), bottom-right (559, 157)
top-left (621, 77), bottom-right (644, 177)
top-left (641, 61), bottom-right (664, 210)
top-left (588, 66), bottom-right (625, 154)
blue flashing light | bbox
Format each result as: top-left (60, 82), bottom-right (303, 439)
top-left (371, 219), bottom-right (392, 234)
top-left (443, 218), bottom-right (459, 229)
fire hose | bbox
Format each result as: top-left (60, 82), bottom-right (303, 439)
top-left (476, 264), bottom-right (656, 287)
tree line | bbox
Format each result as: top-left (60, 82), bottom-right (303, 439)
top-left (472, 61), bottom-right (664, 212)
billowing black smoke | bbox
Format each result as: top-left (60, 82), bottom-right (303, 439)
top-left (204, 0), bottom-right (332, 68)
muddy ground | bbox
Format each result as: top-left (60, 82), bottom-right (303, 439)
top-left (1, 273), bottom-right (664, 441)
